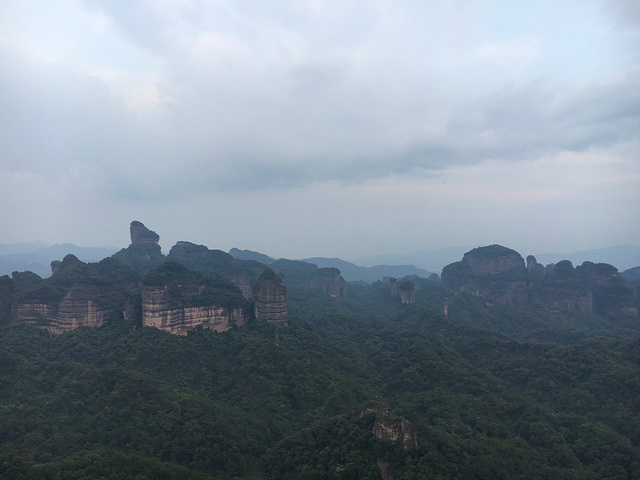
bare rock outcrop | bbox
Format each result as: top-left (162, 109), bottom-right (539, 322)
top-left (399, 281), bottom-right (415, 304)
top-left (444, 248), bottom-right (637, 318)
top-left (142, 286), bottom-right (248, 335)
top-left (577, 261), bottom-right (638, 318)
top-left (141, 262), bottom-right (250, 335)
top-left (442, 245), bottom-right (527, 305)
top-left (527, 260), bottom-right (593, 313)
top-left (18, 284), bottom-right (125, 334)
top-left (372, 417), bottom-right (419, 450)
top-left (13, 255), bottom-right (138, 334)
top-left (309, 268), bottom-right (346, 297)
top-left (254, 269), bottom-right (288, 326)
top-left (130, 220), bottom-right (160, 245)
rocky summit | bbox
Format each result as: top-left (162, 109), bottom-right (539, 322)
top-left (443, 245), bottom-right (638, 317)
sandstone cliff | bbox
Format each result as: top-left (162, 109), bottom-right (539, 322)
top-left (13, 254), bottom-right (140, 334)
top-left (141, 261), bottom-right (250, 335)
top-left (527, 258), bottom-right (593, 313)
top-left (254, 269), bottom-right (288, 326)
top-left (18, 283), bottom-right (125, 334)
top-left (398, 281), bottom-right (415, 304)
top-left (444, 247), bottom-right (637, 318)
top-left (309, 268), bottom-right (346, 297)
top-left (441, 245), bottom-right (528, 305)
top-left (577, 261), bottom-right (638, 318)
top-left (130, 220), bottom-right (160, 245)
top-left (142, 287), bottom-right (248, 335)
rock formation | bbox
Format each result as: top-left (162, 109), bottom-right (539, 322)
top-left (112, 222), bottom-right (166, 275)
top-left (373, 417), bottom-right (419, 450)
top-left (141, 261), bottom-right (250, 335)
top-left (142, 288), bottom-right (248, 335)
top-left (18, 284), bottom-right (125, 335)
top-left (577, 262), bottom-right (637, 318)
top-left (309, 268), bottom-right (346, 297)
top-left (527, 259), bottom-right (593, 313)
top-left (254, 268), bottom-right (288, 326)
top-left (442, 245), bottom-right (528, 305)
top-left (398, 281), bottom-right (415, 304)
top-left (13, 255), bottom-right (138, 334)
top-left (168, 241), bottom-right (264, 300)
top-left (130, 220), bottom-right (160, 245)
top-left (444, 247), bottom-right (637, 318)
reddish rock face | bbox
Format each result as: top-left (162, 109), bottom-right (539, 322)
top-left (141, 285), bottom-right (249, 335)
top-left (17, 285), bottom-right (125, 335)
top-left (254, 275), bottom-right (288, 326)
top-left (309, 269), bottom-right (346, 297)
top-left (463, 245), bottom-right (525, 276)
top-left (399, 281), bottom-right (415, 304)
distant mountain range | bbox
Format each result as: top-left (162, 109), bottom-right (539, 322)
top-left (0, 243), bottom-right (118, 277)
top-left (3, 243), bottom-right (640, 280)
top-left (228, 248), bottom-right (434, 282)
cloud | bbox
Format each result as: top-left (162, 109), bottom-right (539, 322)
top-left (1, 0), bottom-right (638, 255)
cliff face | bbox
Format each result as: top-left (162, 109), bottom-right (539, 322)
top-left (442, 245), bottom-right (527, 305)
top-left (309, 268), bottom-right (346, 297)
top-left (578, 262), bottom-right (638, 318)
top-left (130, 220), bottom-right (160, 245)
top-left (141, 286), bottom-right (248, 335)
top-left (399, 281), bottom-right (415, 304)
top-left (527, 259), bottom-right (593, 313)
top-left (254, 271), bottom-right (288, 326)
top-left (141, 261), bottom-right (250, 335)
top-left (372, 417), bottom-right (419, 450)
top-left (17, 284), bottom-right (125, 334)
top-left (444, 248), bottom-right (637, 318)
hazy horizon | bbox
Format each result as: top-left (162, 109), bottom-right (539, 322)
top-left (1, 1), bottom-right (638, 260)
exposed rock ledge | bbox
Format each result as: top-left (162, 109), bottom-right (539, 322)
top-left (142, 285), bottom-right (249, 335)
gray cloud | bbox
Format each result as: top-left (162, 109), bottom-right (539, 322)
top-left (1, 0), bottom-right (638, 255)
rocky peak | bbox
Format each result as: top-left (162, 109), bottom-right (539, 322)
top-left (577, 261), bottom-right (637, 318)
top-left (141, 261), bottom-right (250, 335)
top-left (309, 267), bottom-right (346, 297)
top-left (130, 221), bottom-right (160, 245)
top-left (442, 245), bottom-right (527, 305)
top-left (398, 281), bottom-right (415, 304)
top-left (254, 268), bottom-right (288, 326)
top-left (463, 245), bottom-right (525, 275)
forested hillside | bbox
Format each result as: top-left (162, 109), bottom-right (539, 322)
top-left (1, 276), bottom-right (640, 479)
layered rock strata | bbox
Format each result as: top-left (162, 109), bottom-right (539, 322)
top-left (442, 245), bottom-right (528, 305)
top-left (17, 285), bottom-right (124, 335)
top-left (142, 286), bottom-right (248, 335)
top-left (254, 270), bottom-right (288, 326)
top-left (399, 281), bottom-right (415, 304)
top-left (130, 220), bottom-right (160, 244)
top-left (309, 268), bottom-right (346, 297)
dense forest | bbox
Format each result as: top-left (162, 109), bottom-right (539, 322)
top-left (1, 247), bottom-right (640, 479)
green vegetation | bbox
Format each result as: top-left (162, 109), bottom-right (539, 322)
top-left (1, 250), bottom-right (640, 478)
top-left (112, 243), bottom-right (166, 275)
top-left (144, 262), bottom-right (249, 310)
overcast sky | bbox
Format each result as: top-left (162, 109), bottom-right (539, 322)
top-left (1, 0), bottom-right (638, 260)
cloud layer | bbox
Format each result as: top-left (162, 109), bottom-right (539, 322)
top-left (1, 0), bottom-right (638, 258)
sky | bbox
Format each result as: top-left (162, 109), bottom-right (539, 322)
top-left (1, 0), bottom-right (639, 261)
